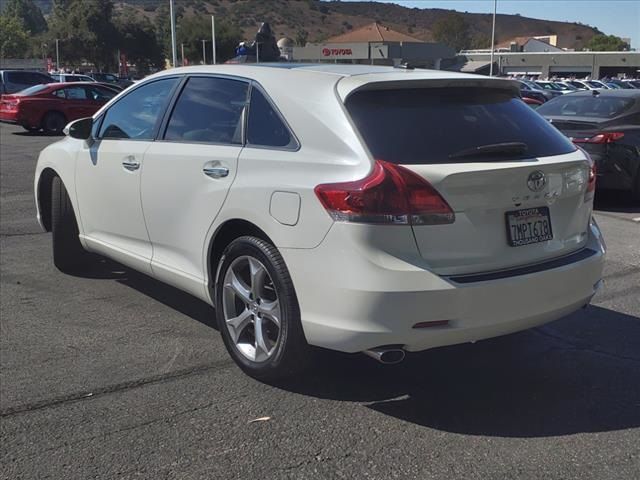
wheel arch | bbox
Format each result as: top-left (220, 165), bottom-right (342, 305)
top-left (40, 109), bottom-right (68, 128)
top-left (36, 167), bottom-right (59, 232)
top-left (206, 219), bottom-right (274, 302)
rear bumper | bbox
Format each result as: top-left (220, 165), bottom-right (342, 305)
top-left (281, 219), bottom-right (605, 353)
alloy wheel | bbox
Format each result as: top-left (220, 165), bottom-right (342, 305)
top-left (222, 255), bottom-right (281, 362)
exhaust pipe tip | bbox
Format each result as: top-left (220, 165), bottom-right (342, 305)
top-left (363, 347), bottom-right (405, 365)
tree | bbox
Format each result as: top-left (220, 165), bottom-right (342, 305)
top-left (115, 13), bottom-right (164, 75)
top-left (1, 0), bottom-right (47, 34)
top-left (295, 29), bottom-right (308, 47)
top-left (0, 15), bottom-right (29, 58)
top-left (432, 13), bottom-right (471, 52)
top-left (586, 34), bottom-right (629, 51)
top-left (48, 0), bottom-right (119, 70)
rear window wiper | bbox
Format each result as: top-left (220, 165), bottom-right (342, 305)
top-left (448, 142), bottom-right (528, 160)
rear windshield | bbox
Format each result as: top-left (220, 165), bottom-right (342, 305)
top-left (16, 84), bottom-right (49, 96)
top-left (537, 95), bottom-right (636, 118)
top-left (345, 87), bottom-right (575, 164)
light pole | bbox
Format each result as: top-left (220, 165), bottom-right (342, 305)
top-left (55, 38), bottom-right (60, 71)
top-left (489, 0), bottom-right (497, 76)
top-left (181, 43), bottom-right (185, 66)
top-left (169, 0), bottom-right (178, 67)
top-left (211, 16), bottom-right (216, 64)
top-left (201, 39), bottom-right (206, 64)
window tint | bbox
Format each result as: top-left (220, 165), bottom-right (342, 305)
top-left (537, 95), bottom-right (636, 118)
top-left (345, 87), bottom-right (576, 165)
top-left (87, 86), bottom-right (116, 102)
top-left (64, 87), bottom-right (88, 100)
top-left (164, 77), bottom-right (248, 144)
top-left (247, 87), bottom-right (294, 148)
top-left (99, 78), bottom-right (178, 140)
top-left (5, 72), bottom-right (52, 85)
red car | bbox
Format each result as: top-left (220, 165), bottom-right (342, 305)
top-left (0, 82), bottom-right (117, 134)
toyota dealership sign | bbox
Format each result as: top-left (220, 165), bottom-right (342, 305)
top-left (294, 43), bottom-right (369, 60)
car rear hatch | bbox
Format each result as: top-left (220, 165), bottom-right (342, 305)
top-left (342, 77), bottom-right (593, 276)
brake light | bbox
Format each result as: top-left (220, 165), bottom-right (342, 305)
top-left (1, 98), bottom-right (20, 111)
top-left (314, 160), bottom-right (455, 225)
top-left (573, 132), bottom-right (624, 144)
top-left (587, 162), bottom-right (596, 193)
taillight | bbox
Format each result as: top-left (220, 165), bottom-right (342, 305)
top-left (314, 160), bottom-right (455, 225)
top-left (1, 98), bottom-right (19, 111)
top-left (587, 162), bottom-right (596, 193)
top-left (573, 132), bottom-right (624, 144)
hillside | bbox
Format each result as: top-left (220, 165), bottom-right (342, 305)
top-left (29, 0), bottom-right (603, 50)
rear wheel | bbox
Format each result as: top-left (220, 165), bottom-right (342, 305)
top-left (51, 176), bottom-right (87, 272)
top-left (215, 236), bottom-right (312, 381)
top-left (42, 112), bottom-right (66, 135)
top-left (632, 166), bottom-right (640, 203)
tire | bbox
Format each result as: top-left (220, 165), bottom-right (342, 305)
top-left (632, 167), bottom-right (640, 203)
top-left (51, 176), bottom-right (87, 272)
top-left (42, 112), bottom-right (66, 135)
top-left (215, 236), bottom-right (312, 381)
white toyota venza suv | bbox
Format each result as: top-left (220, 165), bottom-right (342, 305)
top-left (34, 65), bottom-right (605, 380)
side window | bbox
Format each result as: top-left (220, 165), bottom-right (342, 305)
top-left (99, 78), bottom-right (178, 140)
top-left (247, 87), bottom-right (295, 148)
top-left (164, 76), bottom-right (248, 145)
top-left (52, 89), bottom-right (65, 98)
top-left (64, 87), bottom-right (88, 100)
top-left (87, 86), bottom-right (116, 102)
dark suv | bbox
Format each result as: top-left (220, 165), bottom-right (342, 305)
top-left (0, 70), bottom-right (54, 94)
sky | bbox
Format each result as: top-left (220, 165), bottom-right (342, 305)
top-left (349, 0), bottom-right (640, 49)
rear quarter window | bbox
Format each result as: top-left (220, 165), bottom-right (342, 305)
top-left (345, 87), bottom-right (576, 164)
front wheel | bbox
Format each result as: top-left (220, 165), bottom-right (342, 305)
top-left (632, 166), bottom-right (640, 203)
top-left (42, 111), bottom-right (66, 135)
top-left (215, 236), bottom-right (312, 381)
top-left (51, 176), bottom-right (87, 272)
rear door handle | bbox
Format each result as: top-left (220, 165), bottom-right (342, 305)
top-left (203, 165), bottom-right (229, 179)
top-left (122, 156), bottom-right (140, 171)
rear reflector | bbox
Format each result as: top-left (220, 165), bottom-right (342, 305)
top-left (413, 320), bottom-right (451, 329)
top-left (572, 132), bottom-right (624, 144)
top-left (314, 160), bottom-right (455, 225)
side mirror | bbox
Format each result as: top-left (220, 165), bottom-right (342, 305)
top-left (65, 117), bottom-right (93, 140)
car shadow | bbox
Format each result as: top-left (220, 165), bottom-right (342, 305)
top-left (12, 130), bottom-right (61, 137)
top-left (68, 257), bottom-right (640, 437)
top-left (276, 305), bottom-right (640, 438)
top-left (595, 189), bottom-right (640, 211)
top-left (70, 256), bottom-right (217, 330)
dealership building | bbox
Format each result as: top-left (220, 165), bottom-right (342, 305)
top-left (286, 22), bottom-right (455, 68)
top-left (454, 36), bottom-right (640, 78)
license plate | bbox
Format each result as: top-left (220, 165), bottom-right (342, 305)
top-left (506, 207), bottom-right (553, 247)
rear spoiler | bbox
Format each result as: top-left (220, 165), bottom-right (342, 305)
top-left (336, 73), bottom-right (520, 102)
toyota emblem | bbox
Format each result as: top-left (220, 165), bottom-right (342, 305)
top-left (527, 171), bottom-right (547, 192)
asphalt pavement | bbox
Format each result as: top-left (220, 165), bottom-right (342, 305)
top-left (1, 122), bottom-right (639, 479)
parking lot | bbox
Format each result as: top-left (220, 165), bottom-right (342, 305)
top-left (0, 122), bottom-right (639, 479)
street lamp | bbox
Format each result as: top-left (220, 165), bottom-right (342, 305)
top-left (201, 39), bottom-right (206, 65)
top-left (169, 0), bottom-right (178, 67)
top-left (489, 0), bottom-right (497, 76)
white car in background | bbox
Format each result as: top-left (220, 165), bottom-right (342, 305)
top-left (34, 65), bottom-right (605, 380)
top-left (50, 73), bottom-right (96, 83)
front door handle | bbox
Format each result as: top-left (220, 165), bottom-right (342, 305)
top-left (203, 165), bottom-right (229, 179)
top-left (122, 156), bottom-right (140, 171)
